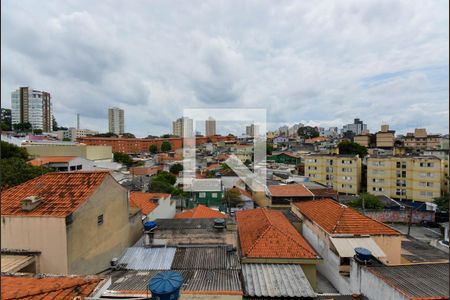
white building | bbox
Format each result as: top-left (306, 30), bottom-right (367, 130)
top-left (245, 124), bottom-right (259, 138)
top-left (11, 87), bottom-right (52, 132)
top-left (341, 118), bottom-right (367, 136)
top-left (108, 107), bottom-right (124, 135)
top-left (172, 117), bottom-right (193, 137)
top-left (62, 127), bottom-right (99, 141)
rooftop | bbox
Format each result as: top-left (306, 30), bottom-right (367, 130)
top-left (268, 184), bottom-right (314, 198)
top-left (175, 204), bottom-right (227, 219)
top-left (130, 192), bottom-right (170, 215)
top-left (236, 208), bottom-right (317, 259)
top-left (294, 199), bottom-right (402, 236)
top-left (118, 247), bottom-right (176, 270)
top-left (1, 171), bottom-right (111, 217)
top-left (1, 274), bottom-right (103, 300)
top-left (171, 246), bottom-right (240, 270)
top-left (28, 156), bottom-right (77, 166)
top-left (368, 263), bottom-right (449, 300)
top-left (190, 178), bottom-right (222, 192)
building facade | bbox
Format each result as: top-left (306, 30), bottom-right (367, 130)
top-left (108, 107), bottom-right (124, 135)
top-left (11, 87), bottom-right (52, 132)
top-left (367, 156), bottom-right (442, 202)
top-left (172, 117), bottom-right (193, 137)
top-left (304, 154), bottom-right (362, 194)
top-left (404, 128), bottom-right (441, 150)
top-left (205, 117), bottom-right (216, 137)
top-left (245, 124), bottom-right (259, 137)
top-left (63, 127), bottom-right (99, 141)
top-left (376, 124), bottom-right (395, 148)
top-left (341, 118), bottom-right (367, 136)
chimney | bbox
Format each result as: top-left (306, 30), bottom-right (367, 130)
top-left (21, 196), bottom-right (43, 211)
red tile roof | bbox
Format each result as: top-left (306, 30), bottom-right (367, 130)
top-left (130, 192), bottom-right (170, 214)
top-left (175, 204), bottom-right (227, 219)
top-left (1, 275), bottom-right (103, 299)
top-left (0, 171), bottom-right (111, 217)
top-left (28, 156), bottom-right (77, 166)
top-left (268, 184), bottom-right (314, 197)
top-left (236, 208), bottom-right (317, 259)
top-left (294, 199), bottom-right (401, 236)
top-left (129, 166), bottom-right (161, 176)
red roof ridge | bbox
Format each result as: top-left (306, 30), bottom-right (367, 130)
top-left (331, 205), bottom-right (347, 233)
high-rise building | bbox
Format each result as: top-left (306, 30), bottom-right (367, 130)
top-left (172, 117), bottom-right (193, 137)
top-left (245, 124), bottom-right (259, 137)
top-left (11, 87), bottom-right (52, 132)
top-left (108, 107), bottom-right (124, 135)
top-left (205, 117), bottom-right (216, 137)
top-left (341, 118), bottom-right (367, 136)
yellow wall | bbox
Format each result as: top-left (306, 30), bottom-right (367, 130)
top-left (371, 235), bottom-right (402, 265)
top-left (25, 144), bottom-right (112, 161)
top-left (1, 216), bottom-right (68, 274)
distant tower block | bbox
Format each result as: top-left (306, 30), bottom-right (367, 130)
top-left (77, 113), bottom-right (80, 130)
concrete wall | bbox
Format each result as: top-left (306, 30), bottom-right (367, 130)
top-left (25, 144), bottom-right (112, 161)
top-left (1, 216), bottom-right (68, 274)
top-left (66, 176), bottom-right (140, 274)
top-left (148, 196), bottom-right (176, 220)
top-left (363, 209), bottom-right (435, 224)
top-left (86, 145), bottom-right (113, 161)
top-left (371, 235), bottom-right (402, 265)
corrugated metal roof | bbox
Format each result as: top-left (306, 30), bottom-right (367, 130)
top-left (117, 247), bottom-right (176, 270)
top-left (171, 246), bottom-right (240, 270)
top-left (108, 270), bottom-right (242, 293)
top-left (0, 255), bottom-right (35, 272)
top-left (330, 237), bottom-right (386, 258)
top-left (242, 264), bottom-right (315, 298)
top-left (368, 263), bottom-right (449, 299)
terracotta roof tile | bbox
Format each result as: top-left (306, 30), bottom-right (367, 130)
top-left (129, 166), bottom-right (161, 176)
top-left (28, 156), bottom-right (77, 167)
top-left (236, 208), bottom-right (317, 259)
top-left (268, 184), bottom-right (314, 197)
top-left (0, 171), bottom-right (111, 217)
top-left (1, 275), bottom-right (103, 300)
top-left (294, 199), bottom-right (401, 236)
top-left (175, 204), bottom-right (227, 219)
top-left (130, 192), bottom-right (170, 214)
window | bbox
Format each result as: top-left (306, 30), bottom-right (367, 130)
top-left (76, 165), bottom-right (82, 170)
top-left (211, 193), bottom-right (217, 198)
top-left (97, 214), bottom-right (104, 225)
top-left (199, 192), bottom-right (206, 198)
top-left (70, 166), bottom-right (76, 171)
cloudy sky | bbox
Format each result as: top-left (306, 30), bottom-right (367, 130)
top-left (1, 0), bottom-right (448, 137)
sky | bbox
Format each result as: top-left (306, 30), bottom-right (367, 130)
top-left (1, 0), bottom-right (448, 137)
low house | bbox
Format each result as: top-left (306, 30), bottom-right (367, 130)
top-left (236, 208), bottom-right (320, 291)
top-left (1, 274), bottom-right (108, 299)
top-left (267, 184), bottom-right (315, 207)
top-left (1, 171), bottom-right (142, 275)
top-left (267, 152), bottom-right (301, 165)
top-left (291, 199), bottom-right (403, 294)
top-left (187, 178), bottom-right (223, 208)
top-left (28, 156), bottom-right (94, 171)
top-left (175, 204), bottom-right (227, 219)
top-left (130, 192), bottom-right (176, 221)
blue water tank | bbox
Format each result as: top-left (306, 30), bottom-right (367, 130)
top-left (354, 247), bottom-right (372, 261)
top-left (149, 271), bottom-right (183, 300)
top-left (144, 221), bottom-right (157, 231)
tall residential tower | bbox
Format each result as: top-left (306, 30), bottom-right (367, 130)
top-left (205, 117), bottom-right (216, 137)
top-left (108, 107), bottom-right (124, 135)
top-left (11, 87), bottom-right (52, 132)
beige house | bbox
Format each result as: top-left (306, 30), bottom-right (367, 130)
top-left (304, 154), bottom-right (361, 194)
top-left (367, 156), bottom-right (442, 202)
top-left (1, 171), bottom-right (142, 275)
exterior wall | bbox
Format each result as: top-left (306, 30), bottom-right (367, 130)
top-left (363, 209), bottom-right (435, 224)
top-left (442, 159), bottom-right (449, 195)
top-left (1, 216), bottom-right (68, 274)
top-left (85, 146), bottom-right (113, 161)
top-left (66, 176), bottom-right (140, 274)
top-left (300, 264), bottom-right (317, 290)
top-left (370, 235), bottom-right (402, 265)
top-left (25, 144), bottom-right (112, 161)
top-left (147, 196), bottom-right (176, 220)
top-left (367, 157), bottom-right (441, 202)
top-left (304, 155), bottom-right (361, 194)
top-left (376, 132), bottom-right (395, 148)
top-left (267, 153), bottom-right (301, 165)
top-left (354, 135), bottom-right (370, 147)
top-left (193, 191), bottom-right (223, 207)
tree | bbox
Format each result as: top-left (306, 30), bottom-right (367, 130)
top-left (223, 188), bottom-right (242, 207)
top-left (13, 122), bottom-right (32, 132)
top-left (33, 129), bottom-right (43, 135)
top-left (0, 141), bottom-right (29, 160)
top-left (121, 132), bottom-right (136, 138)
top-left (297, 126), bottom-right (319, 139)
top-left (348, 193), bottom-right (384, 210)
top-left (62, 138), bottom-right (72, 141)
top-left (149, 144), bottom-right (158, 154)
top-left (113, 152), bottom-right (133, 166)
top-left (93, 132), bottom-right (118, 138)
top-left (338, 140), bottom-right (368, 157)
top-left (0, 157), bottom-right (53, 190)
top-left (244, 159), bottom-right (252, 167)
top-left (266, 144), bottom-right (274, 155)
top-left (149, 171), bottom-right (177, 193)
top-left (169, 163), bottom-right (183, 175)
top-left (153, 171), bottom-right (176, 185)
top-left (433, 193), bottom-right (449, 212)
top-left (161, 141), bottom-right (172, 152)
top-left (1, 108), bottom-right (11, 131)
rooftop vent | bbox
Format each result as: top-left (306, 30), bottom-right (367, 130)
top-left (21, 196), bottom-right (43, 211)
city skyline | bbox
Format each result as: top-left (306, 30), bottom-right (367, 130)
top-left (1, 1), bottom-right (448, 137)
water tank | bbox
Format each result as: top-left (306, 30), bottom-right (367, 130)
top-left (149, 271), bottom-right (183, 300)
top-left (144, 221), bottom-right (157, 231)
top-left (213, 218), bottom-right (226, 230)
top-left (354, 247), bottom-right (372, 261)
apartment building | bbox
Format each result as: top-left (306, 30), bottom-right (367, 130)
top-left (367, 156), bottom-right (442, 202)
top-left (63, 127), bottom-right (99, 141)
top-left (11, 87), bottom-right (52, 132)
top-left (108, 107), bottom-right (124, 135)
top-left (172, 116), bottom-right (193, 137)
top-left (304, 154), bottom-right (361, 194)
top-left (376, 124), bottom-right (395, 148)
top-left (205, 117), bottom-right (216, 137)
top-left (404, 128), bottom-right (441, 150)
